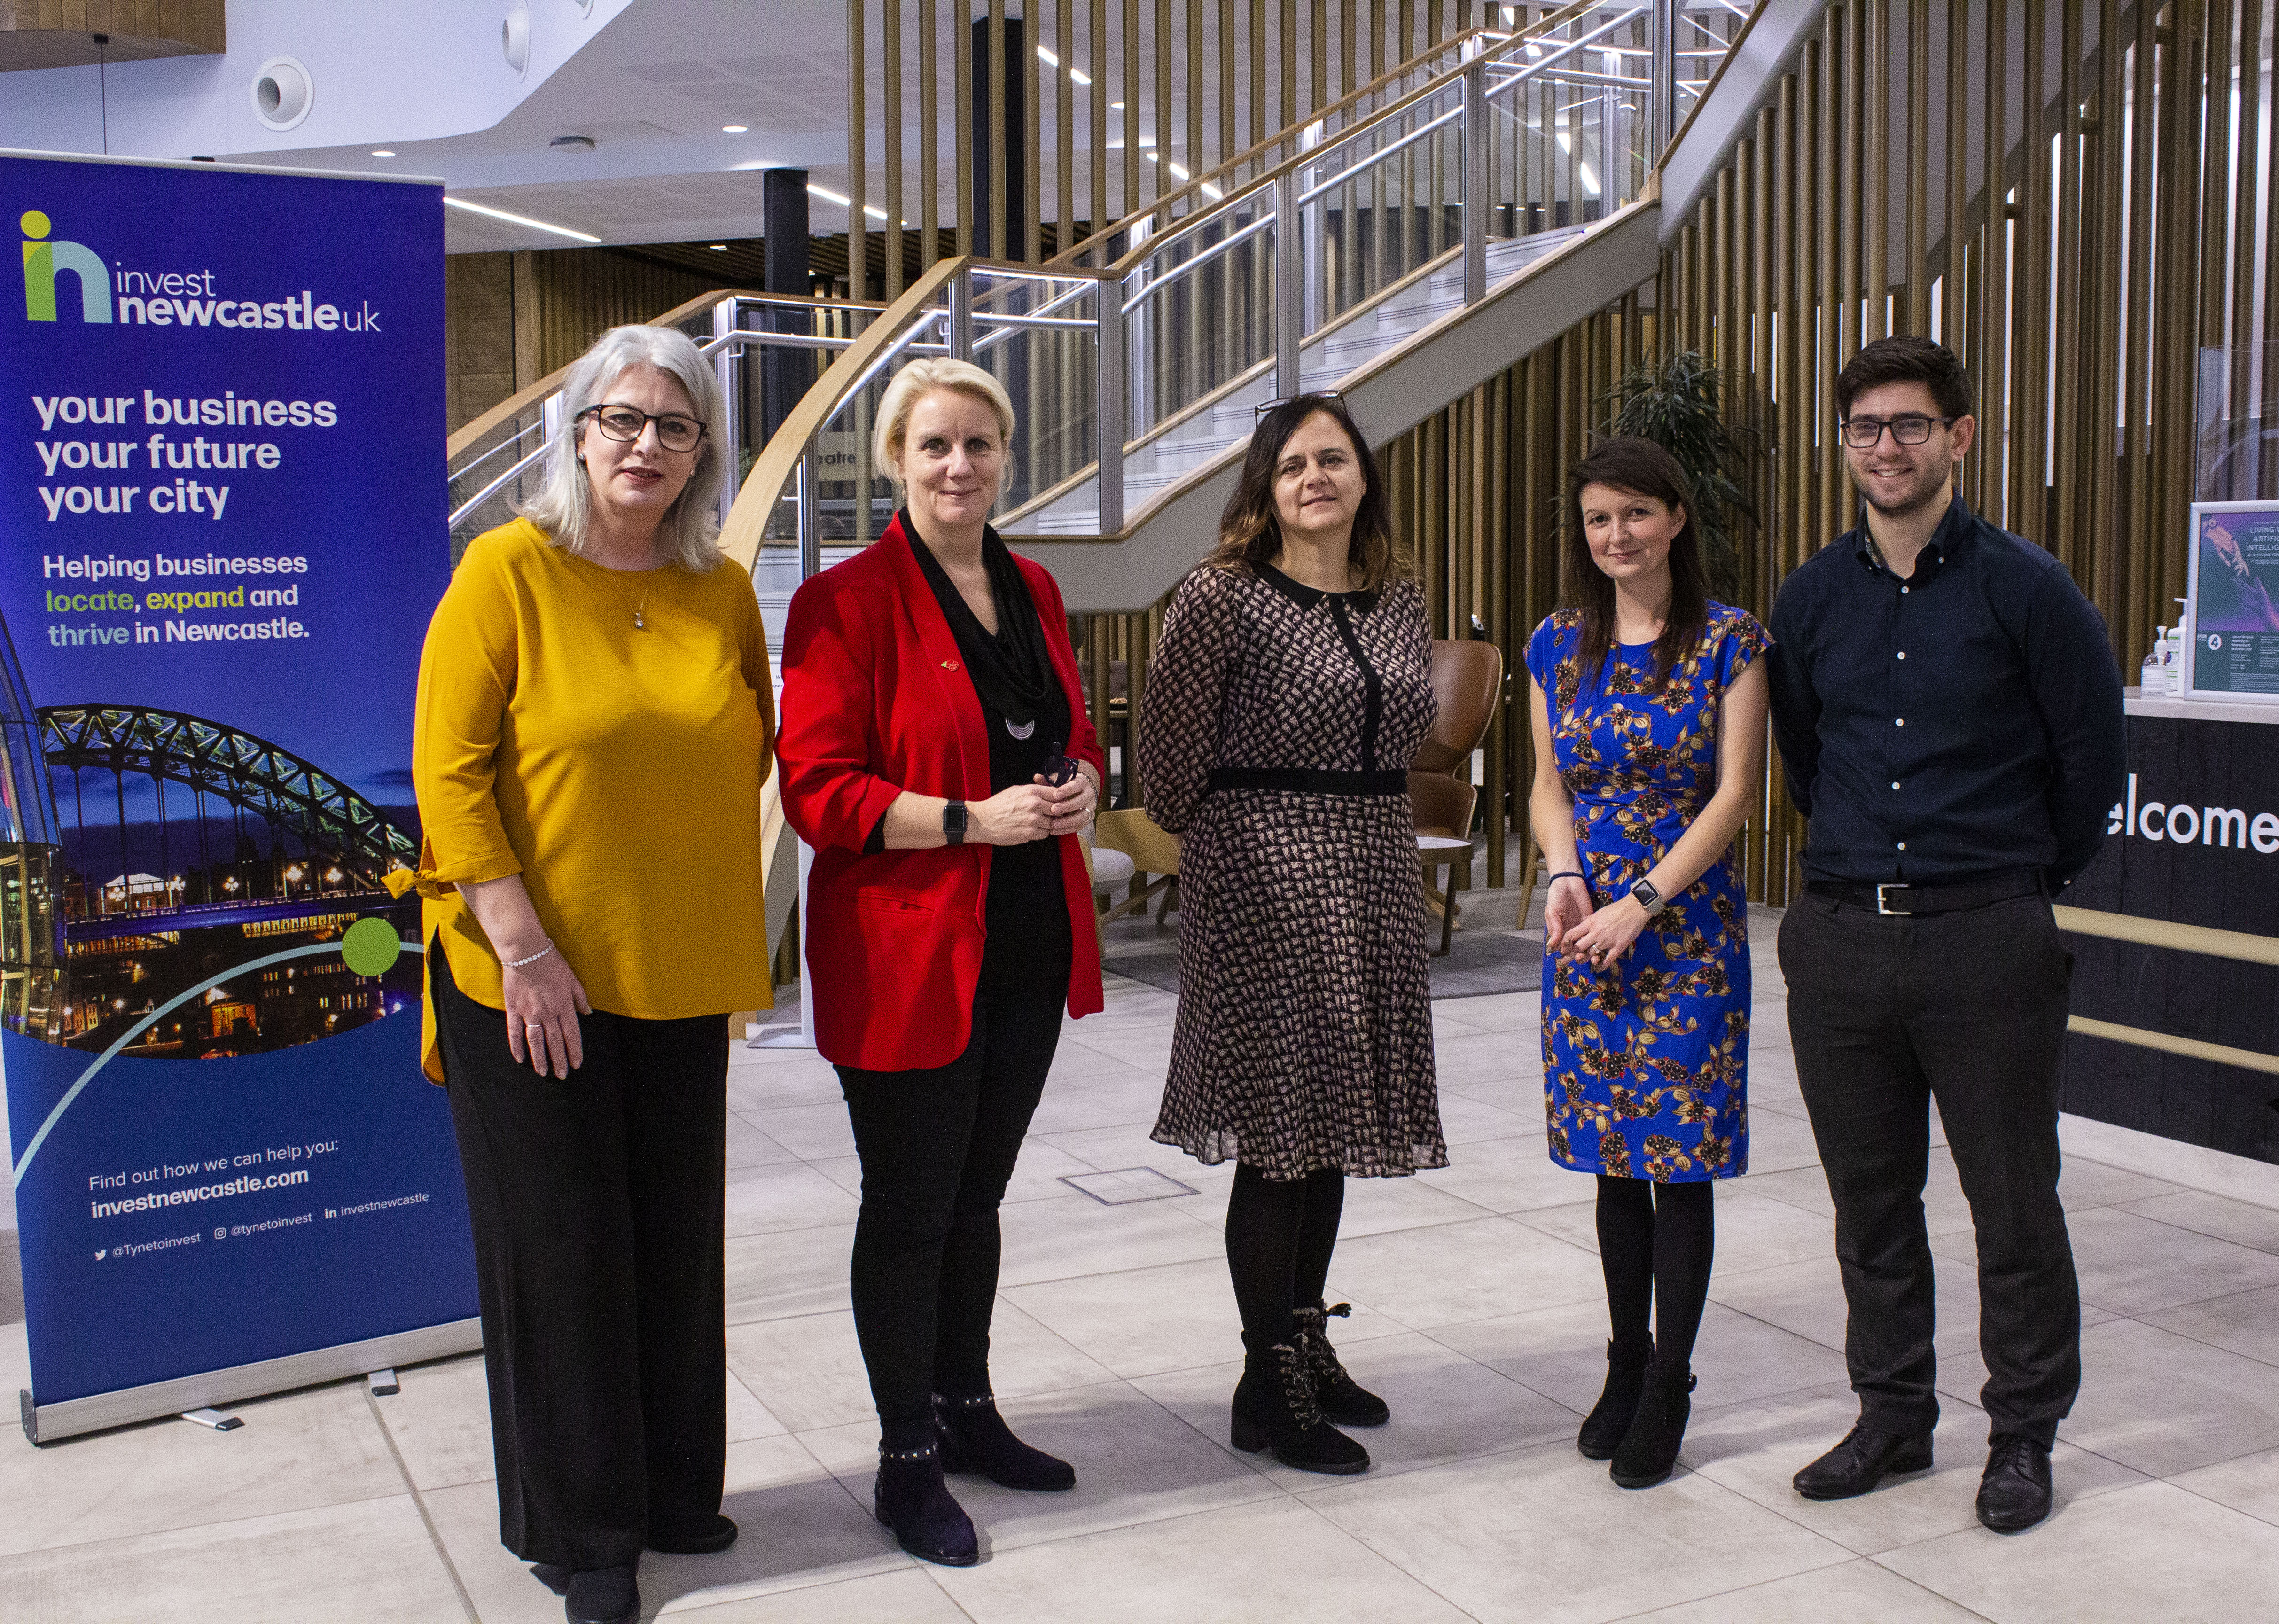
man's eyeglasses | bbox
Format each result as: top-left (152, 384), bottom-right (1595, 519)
top-left (1254, 389), bottom-right (1345, 422)
top-left (1839, 413), bottom-right (1955, 449)
top-left (579, 404), bottom-right (707, 453)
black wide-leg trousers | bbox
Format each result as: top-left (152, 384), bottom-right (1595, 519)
top-left (835, 977), bottom-right (1066, 1432)
top-left (1778, 892), bottom-right (2081, 1447)
top-left (432, 942), bottom-right (730, 1570)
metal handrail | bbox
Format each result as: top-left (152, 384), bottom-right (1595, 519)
top-left (447, 415), bottom-right (550, 484)
top-left (1120, 213), bottom-right (1276, 314)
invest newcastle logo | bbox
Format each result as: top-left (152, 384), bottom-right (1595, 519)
top-left (19, 209), bottom-right (382, 334)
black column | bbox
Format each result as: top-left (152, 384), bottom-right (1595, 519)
top-left (761, 169), bottom-right (810, 444)
top-left (970, 17), bottom-right (1027, 261)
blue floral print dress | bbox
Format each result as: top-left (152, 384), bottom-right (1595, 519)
top-left (1525, 604), bottom-right (1770, 1183)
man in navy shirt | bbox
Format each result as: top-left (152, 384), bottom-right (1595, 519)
top-left (1767, 336), bottom-right (2125, 1534)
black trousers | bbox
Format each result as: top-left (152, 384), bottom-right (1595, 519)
top-left (1778, 892), bottom-right (2081, 1447)
top-left (432, 942), bottom-right (730, 1570)
top-left (835, 977), bottom-right (1066, 1435)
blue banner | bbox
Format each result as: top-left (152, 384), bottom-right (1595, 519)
top-left (0, 153), bottom-right (475, 1414)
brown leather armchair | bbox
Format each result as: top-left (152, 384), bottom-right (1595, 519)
top-left (1410, 639), bottom-right (1505, 950)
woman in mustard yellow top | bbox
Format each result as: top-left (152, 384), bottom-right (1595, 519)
top-left (409, 324), bottom-right (771, 1624)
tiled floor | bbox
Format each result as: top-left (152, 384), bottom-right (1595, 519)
top-left (8, 907), bottom-right (2279, 1622)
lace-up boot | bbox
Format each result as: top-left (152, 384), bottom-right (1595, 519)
top-left (1230, 1341), bottom-right (1370, 1474)
top-left (935, 1390), bottom-right (1076, 1491)
top-left (1577, 1337), bottom-right (1655, 1460)
top-left (1293, 1301), bottom-right (1389, 1426)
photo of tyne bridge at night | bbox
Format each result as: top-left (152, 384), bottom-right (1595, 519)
top-left (0, 612), bottom-right (421, 1060)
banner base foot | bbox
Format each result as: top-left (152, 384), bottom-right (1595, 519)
top-left (180, 1407), bottom-right (242, 1431)
top-left (367, 1369), bottom-right (399, 1396)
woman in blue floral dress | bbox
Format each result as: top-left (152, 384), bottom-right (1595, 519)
top-left (1525, 437), bottom-right (1770, 1490)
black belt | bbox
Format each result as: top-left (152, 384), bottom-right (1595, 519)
top-left (1807, 871), bottom-right (2044, 917)
top-left (1207, 767), bottom-right (1408, 796)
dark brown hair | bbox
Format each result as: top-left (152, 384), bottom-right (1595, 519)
top-left (1835, 334), bottom-right (1973, 421)
top-left (1563, 436), bottom-right (1711, 690)
top-left (1205, 394), bottom-right (1403, 591)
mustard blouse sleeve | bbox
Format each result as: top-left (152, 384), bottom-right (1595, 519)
top-left (412, 539), bottom-right (525, 887)
top-left (734, 571), bottom-right (778, 786)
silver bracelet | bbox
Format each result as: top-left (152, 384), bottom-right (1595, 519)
top-left (503, 941), bottom-right (555, 970)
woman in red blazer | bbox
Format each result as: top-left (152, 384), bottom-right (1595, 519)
top-left (777, 359), bottom-right (1104, 1569)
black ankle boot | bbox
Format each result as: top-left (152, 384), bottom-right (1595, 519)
top-left (1577, 1338), bottom-right (1655, 1460)
top-left (1609, 1355), bottom-right (1696, 1489)
top-left (936, 1390), bottom-right (1076, 1491)
top-left (1230, 1341), bottom-right (1370, 1475)
top-left (1293, 1302), bottom-right (1389, 1427)
top-left (873, 1441), bottom-right (979, 1566)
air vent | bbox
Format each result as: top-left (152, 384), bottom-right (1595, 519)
top-left (550, 135), bottom-right (595, 153)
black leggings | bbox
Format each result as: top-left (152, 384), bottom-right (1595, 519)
top-left (835, 979), bottom-right (1065, 1443)
top-left (1596, 1175), bottom-right (1716, 1366)
top-left (1225, 1163), bottom-right (1346, 1355)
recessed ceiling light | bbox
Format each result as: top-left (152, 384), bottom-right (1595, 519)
top-left (709, 243), bottom-right (728, 250)
top-left (370, 149), bottom-right (396, 158)
top-left (721, 124), bottom-right (748, 133)
top-left (443, 196), bottom-right (601, 243)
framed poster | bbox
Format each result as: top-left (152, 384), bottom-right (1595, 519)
top-left (2185, 501), bottom-right (2279, 700)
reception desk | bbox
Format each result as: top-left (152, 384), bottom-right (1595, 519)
top-left (2058, 693), bottom-right (2279, 1163)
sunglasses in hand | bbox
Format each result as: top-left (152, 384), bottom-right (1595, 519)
top-left (1039, 742), bottom-right (1080, 787)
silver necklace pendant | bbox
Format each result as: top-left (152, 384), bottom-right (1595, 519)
top-left (1005, 718), bottom-right (1035, 740)
top-left (633, 610), bottom-right (646, 630)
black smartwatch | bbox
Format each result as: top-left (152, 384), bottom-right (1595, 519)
top-left (943, 800), bottom-right (968, 845)
top-left (1630, 877), bottom-right (1666, 916)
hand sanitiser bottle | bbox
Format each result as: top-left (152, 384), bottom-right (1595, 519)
top-left (2143, 629), bottom-right (2165, 694)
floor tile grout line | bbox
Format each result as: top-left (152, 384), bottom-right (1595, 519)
top-left (2167, 1470), bottom-right (2279, 1534)
top-left (1279, 1486), bottom-right (1495, 1623)
top-left (365, 1385), bottom-right (482, 1624)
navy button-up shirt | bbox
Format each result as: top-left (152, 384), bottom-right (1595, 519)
top-left (1767, 496), bottom-right (2126, 888)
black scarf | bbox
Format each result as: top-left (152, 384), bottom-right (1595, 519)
top-left (905, 513), bottom-right (1057, 731)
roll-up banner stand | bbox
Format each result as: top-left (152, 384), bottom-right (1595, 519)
top-left (0, 151), bottom-right (478, 1444)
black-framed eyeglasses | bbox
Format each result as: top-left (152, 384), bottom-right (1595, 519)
top-left (1839, 413), bottom-right (1955, 449)
top-left (1254, 388), bottom-right (1345, 422)
top-left (578, 404), bottom-right (707, 453)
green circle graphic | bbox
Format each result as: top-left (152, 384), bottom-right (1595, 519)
top-left (341, 917), bottom-right (404, 977)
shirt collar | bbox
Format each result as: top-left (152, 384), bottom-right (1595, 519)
top-left (1851, 493), bottom-right (1974, 578)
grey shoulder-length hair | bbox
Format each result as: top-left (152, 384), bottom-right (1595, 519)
top-left (519, 324), bottom-right (726, 571)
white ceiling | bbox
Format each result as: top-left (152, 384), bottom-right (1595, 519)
top-left (0, 0), bottom-right (1421, 254)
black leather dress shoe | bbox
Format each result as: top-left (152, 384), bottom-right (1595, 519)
top-left (648, 1513), bottom-right (737, 1554)
top-left (1976, 1436), bottom-right (2054, 1532)
top-left (1793, 1423), bottom-right (1935, 1500)
top-left (564, 1565), bottom-right (639, 1624)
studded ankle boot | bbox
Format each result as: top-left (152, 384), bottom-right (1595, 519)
top-left (935, 1390), bottom-right (1076, 1492)
top-left (873, 1440), bottom-right (979, 1566)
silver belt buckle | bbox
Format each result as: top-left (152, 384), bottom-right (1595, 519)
top-left (1875, 883), bottom-right (1911, 916)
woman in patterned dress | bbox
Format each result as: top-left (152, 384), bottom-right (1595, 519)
top-left (1525, 436), bottom-right (1770, 1489)
top-left (1139, 394), bottom-right (1444, 1476)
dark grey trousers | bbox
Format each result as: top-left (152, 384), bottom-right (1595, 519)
top-left (1778, 891), bottom-right (2081, 1447)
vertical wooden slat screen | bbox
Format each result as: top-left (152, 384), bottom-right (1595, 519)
top-left (824, 0), bottom-right (2252, 903)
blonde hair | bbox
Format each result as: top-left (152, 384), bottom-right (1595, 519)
top-left (872, 358), bottom-right (1017, 486)
top-left (519, 324), bottom-right (726, 572)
